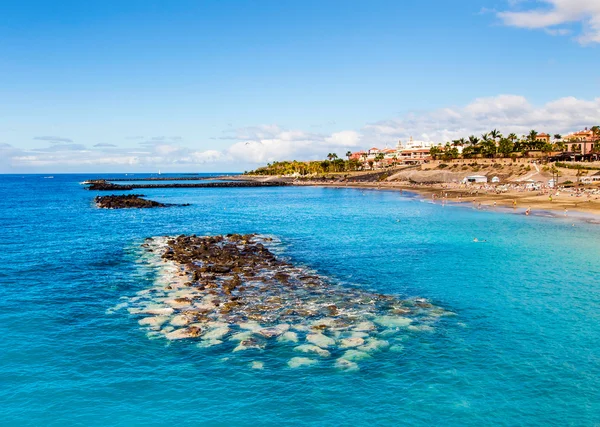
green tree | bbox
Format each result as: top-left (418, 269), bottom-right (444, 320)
top-left (497, 138), bottom-right (514, 157)
top-left (481, 138), bottom-right (497, 158)
top-left (429, 146), bottom-right (442, 160)
top-left (527, 130), bottom-right (539, 150)
top-left (490, 129), bottom-right (502, 141)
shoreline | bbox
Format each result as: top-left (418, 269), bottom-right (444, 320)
top-left (315, 182), bottom-right (600, 220)
top-left (239, 175), bottom-right (600, 220)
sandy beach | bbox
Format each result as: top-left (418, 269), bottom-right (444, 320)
top-left (231, 174), bottom-right (600, 218)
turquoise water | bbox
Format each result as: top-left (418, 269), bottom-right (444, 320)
top-left (2, 174), bottom-right (600, 426)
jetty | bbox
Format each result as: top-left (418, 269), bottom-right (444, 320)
top-left (84, 180), bottom-right (290, 191)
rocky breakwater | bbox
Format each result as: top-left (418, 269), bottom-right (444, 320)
top-left (85, 179), bottom-right (289, 190)
top-left (116, 234), bottom-right (455, 371)
top-left (95, 194), bottom-right (172, 209)
top-left (86, 180), bottom-right (134, 191)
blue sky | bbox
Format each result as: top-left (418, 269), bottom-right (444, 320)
top-left (1, 0), bottom-right (599, 172)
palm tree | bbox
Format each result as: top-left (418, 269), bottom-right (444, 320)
top-left (360, 152), bottom-right (368, 170)
top-left (468, 135), bottom-right (480, 146)
top-left (528, 130), bottom-right (539, 149)
top-left (507, 133), bottom-right (518, 142)
top-left (592, 126), bottom-right (600, 152)
top-left (346, 151), bottom-right (352, 161)
top-left (490, 129), bottom-right (502, 141)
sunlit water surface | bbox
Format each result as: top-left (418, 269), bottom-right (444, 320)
top-left (1, 174), bottom-right (599, 426)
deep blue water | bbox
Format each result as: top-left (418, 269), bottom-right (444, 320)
top-left (1, 174), bottom-right (600, 426)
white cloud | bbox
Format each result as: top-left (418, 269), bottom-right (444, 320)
top-left (497, 0), bottom-right (600, 44)
top-left (3, 94), bottom-right (600, 172)
top-left (225, 128), bottom-right (362, 164)
top-left (362, 94), bottom-right (600, 145)
top-left (325, 131), bottom-right (361, 147)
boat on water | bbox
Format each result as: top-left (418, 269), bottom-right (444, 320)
top-left (43, 176), bottom-right (54, 179)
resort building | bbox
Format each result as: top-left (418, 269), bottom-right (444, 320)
top-left (563, 128), bottom-right (597, 154)
top-left (348, 136), bottom-right (439, 168)
top-left (535, 133), bottom-right (551, 144)
top-left (463, 175), bottom-right (488, 184)
top-left (346, 126), bottom-right (598, 169)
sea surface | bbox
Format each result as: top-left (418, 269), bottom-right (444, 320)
top-left (1, 174), bottom-right (600, 426)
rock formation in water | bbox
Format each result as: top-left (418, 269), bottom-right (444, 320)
top-left (95, 194), bottom-right (168, 209)
top-left (85, 179), bottom-right (289, 190)
top-left (116, 234), bottom-right (454, 370)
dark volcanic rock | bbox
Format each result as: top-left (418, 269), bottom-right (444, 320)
top-left (95, 194), bottom-right (168, 209)
top-left (85, 180), bottom-right (288, 190)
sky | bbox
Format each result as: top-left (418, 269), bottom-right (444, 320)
top-left (1, 0), bottom-right (599, 173)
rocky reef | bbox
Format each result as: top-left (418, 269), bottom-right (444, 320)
top-left (95, 194), bottom-right (171, 209)
top-left (115, 234), bottom-right (454, 371)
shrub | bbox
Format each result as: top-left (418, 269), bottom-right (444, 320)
top-left (438, 164), bottom-right (448, 169)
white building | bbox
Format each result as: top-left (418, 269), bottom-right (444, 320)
top-left (463, 175), bottom-right (488, 184)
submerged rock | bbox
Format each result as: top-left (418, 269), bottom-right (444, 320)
top-left (288, 357), bottom-right (317, 368)
top-left (341, 349), bottom-right (371, 362)
top-left (335, 358), bottom-right (359, 372)
top-left (250, 361), bottom-right (264, 370)
top-left (295, 344), bottom-right (331, 358)
top-left (138, 316), bottom-right (169, 328)
top-left (339, 337), bottom-right (365, 348)
top-left (373, 316), bottom-right (412, 328)
top-left (127, 233), bottom-right (451, 371)
top-left (277, 331), bottom-right (299, 343)
top-left (306, 333), bottom-right (335, 348)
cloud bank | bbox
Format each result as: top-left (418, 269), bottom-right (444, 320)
top-left (2, 94), bottom-right (599, 172)
top-left (497, 0), bottom-right (600, 44)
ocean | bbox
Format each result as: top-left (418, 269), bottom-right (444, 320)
top-left (1, 174), bottom-right (599, 426)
